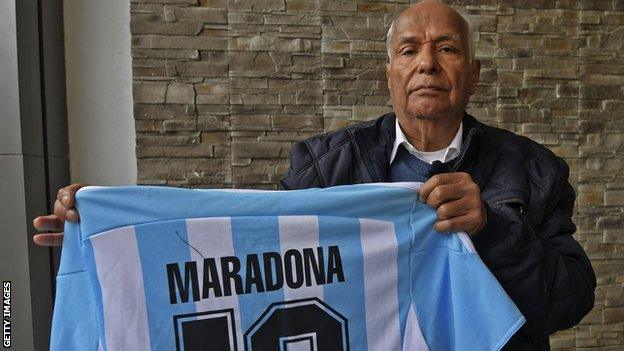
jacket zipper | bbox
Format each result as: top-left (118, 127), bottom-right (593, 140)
top-left (450, 147), bottom-right (468, 172)
top-left (489, 197), bottom-right (525, 214)
top-left (450, 127), bottom-right (480, 173)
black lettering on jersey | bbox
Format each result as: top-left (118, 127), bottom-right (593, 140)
top-left (327, 246), bottom-right (345, 283)
top-left (167, 246), bottom-right (345, 304)
top-left (303, 247), bottom-right (325, 286)
top-left (167, 262), bottom-right (200, 304)
top-left (244, 298), bottom-right (349, 351)
top-left (221, 256), bottom-right (244, 296)
top-left (263, 252), bottom-right (283, 292)
top-left (202, 258), bottom-right (222, 299)
top-left (284, 249), bottom-right (304, 289)
top-left (244, 254), bottom-right (265, 294)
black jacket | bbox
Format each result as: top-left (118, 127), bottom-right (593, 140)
top-left (279, 113), bottom-right (596, 350)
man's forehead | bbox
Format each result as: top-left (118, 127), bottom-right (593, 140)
top-left (395, 14), bottom-right (467, 34)
top-left (395, 33), bottom-right (464, 43)
top-left (394, 3), bottom-right (468, 36)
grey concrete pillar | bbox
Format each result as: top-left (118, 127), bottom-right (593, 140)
top-left (0, 0), bottom-right (68, 349)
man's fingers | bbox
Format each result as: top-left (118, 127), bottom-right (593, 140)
top-left (426, 184), bottom-right (465, 209)
top-left (419, 173), bottom-right (464, 202)
top-left (33, 214), bottom-right (67, 246)
top-left (436, 198), bottom-right (471, 220)
top-left (66, 209), bottom-right (80, 222)
top-left (33, 215), bottom-right (64, 232)
top-left (434, 214), bottom-right (472, 233)
top-left (33, 183), bottom-right (83, 247)
top-left (52, 198), bottom-right (80, 222)
top-left (434, 211), bottom-right (483, 235)
top-left (56, 183), bottom-right (85, 208)
top-left (421, 172), bottom-right (485, 235)
top-left (53, 199), bottom-right (68, 221)
top-left (33, 233), bottom-right (64, 247)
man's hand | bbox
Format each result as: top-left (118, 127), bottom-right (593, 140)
top-left (32, 183), bottom-right (85, 246)
top-left (419, 172), bottom-right (486, 236)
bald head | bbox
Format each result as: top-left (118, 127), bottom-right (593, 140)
top-left (386, 1), bottom-right (474, 62)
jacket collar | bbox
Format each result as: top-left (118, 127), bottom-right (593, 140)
top-left (453, 112), bottom-right (483, 172)
top-left (355, 111), bottom-right (483, 181)
top-left (390, 118), bottom-right (463, 164)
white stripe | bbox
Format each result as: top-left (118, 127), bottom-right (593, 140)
top-left (91, 226), bottom-right (150, 351)
top-left (186, 217), bottom-right (244, 351)
top-left (362, 182), bottom-right (422, 193)
top-left (402, 305), bottom-right (430, 351)
top-left (359, 218), bottom-right (401, 350)
top-left (75, 185), bottom-right (106, 194)
top-left (278, 216), bottom-right (324, 302)
top-left (458, 232), bottom-right (476, 253)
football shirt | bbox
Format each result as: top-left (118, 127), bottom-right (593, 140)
top-left (50, 183), bottom-right (524, 351)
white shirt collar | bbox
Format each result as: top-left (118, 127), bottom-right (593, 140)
top-left (390, 118), bottom-right (463, 164)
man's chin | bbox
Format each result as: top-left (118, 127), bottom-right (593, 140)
top-left (403, 107), bottom-right (453, 121)
top-left (403, 98), bottom-right (453, 117)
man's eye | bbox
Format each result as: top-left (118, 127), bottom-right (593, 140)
top-left (402, 49), bottom-right (415, 55)
top-left (440, 46), bottom-right (456, 53)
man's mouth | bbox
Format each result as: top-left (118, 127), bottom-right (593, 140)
top-left (409, 85), bottom-right (447, 96)
top-left (410, 84), bottom-right (446, 93)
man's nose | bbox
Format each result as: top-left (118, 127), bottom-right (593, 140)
top-left (416, 45), bottom-right (439, 74)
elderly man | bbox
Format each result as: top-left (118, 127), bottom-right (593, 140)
top-left (35, 0), bottom-right (595, 349)
top-left (279, 1), bottom-right (596, 350)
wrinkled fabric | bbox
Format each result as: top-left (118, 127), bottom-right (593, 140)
top-left (51, 184), bottom-right (524, 351)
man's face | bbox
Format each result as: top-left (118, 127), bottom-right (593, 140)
top-left (386, 3), bottom-right (480, 122)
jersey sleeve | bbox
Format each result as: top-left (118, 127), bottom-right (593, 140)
top-left (50, 221), bottom-right (101, 351)
top-left (409, 236), bottom-right (525, 351)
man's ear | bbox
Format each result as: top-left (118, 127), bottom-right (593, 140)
top-left (386, 62), bottom-right (391, 91)
top-left (470, 59), bottom-right (481, 94)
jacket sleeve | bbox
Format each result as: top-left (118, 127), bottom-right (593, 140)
top-left (471, 158), bottom-right (596, 339)
top-left (279, 140), bottom-right (325, 190)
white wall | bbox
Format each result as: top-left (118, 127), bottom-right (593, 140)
top-left (63, 0), bottom-right (136, 185)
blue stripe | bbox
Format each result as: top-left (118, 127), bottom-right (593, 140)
top-left (230, 216), bottom-right (284, 333)
top-left (409, 204), bottom-right (443, 254)
top-left (75, 185), bottom-right (421, 237)
top-left (319, 216), bottom-right (368, 351)
top-left (135, 219), bottom-right (196, 350)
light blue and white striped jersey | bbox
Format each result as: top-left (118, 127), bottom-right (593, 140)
top-left (51, 183), bottom-right (524, 351)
